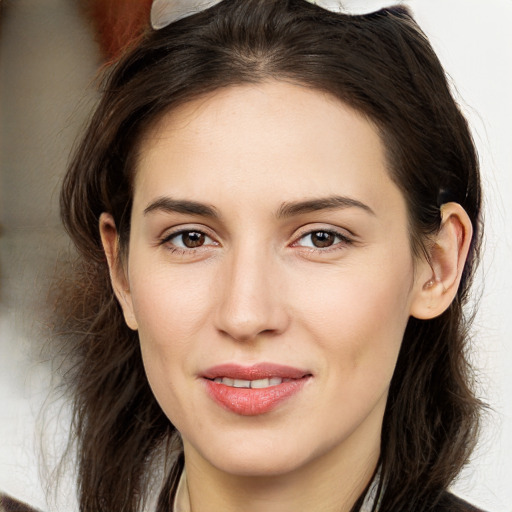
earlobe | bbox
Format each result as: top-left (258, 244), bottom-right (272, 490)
top-left (410, 203), bottom-right (472, 320)
top-left (99, 213), bottom-right (139, 330)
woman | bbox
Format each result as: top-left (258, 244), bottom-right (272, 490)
top-left (45, 0), bottom-right (485, 510)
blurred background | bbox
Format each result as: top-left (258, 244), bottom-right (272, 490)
top-left (1, 0), bottom-right (511, 510)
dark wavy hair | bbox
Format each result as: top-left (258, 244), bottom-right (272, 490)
top-left (57, 1), bottom-right (482, 510)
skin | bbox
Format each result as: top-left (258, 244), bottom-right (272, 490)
top-left (101, 81), bottom-right (472, 512)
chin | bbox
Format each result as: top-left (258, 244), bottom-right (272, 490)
top-left (185, 427), bottom-right (334, 479)
top-left (212, 449), bottom-right (309, 478)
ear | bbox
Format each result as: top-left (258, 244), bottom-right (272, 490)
top-left (410, 202), bottom-right (473, 320)
top-left (99, 213), bottom-right (138, 330)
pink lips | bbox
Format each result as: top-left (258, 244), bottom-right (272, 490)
top-left (202, 363), bottom-right (311, 416)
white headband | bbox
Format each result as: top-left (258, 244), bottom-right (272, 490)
top-left (150, 0), bottom-right (399, 30)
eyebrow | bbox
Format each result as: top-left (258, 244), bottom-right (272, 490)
top-left (144, 197), bottom-right (219, 218)
top-left (143, 195), bottom-right (375, 220)
top-left (276, 195), bottom-right (375, 218)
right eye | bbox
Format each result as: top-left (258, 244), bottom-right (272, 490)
top-left (161, 229), bottom-right (218, 252)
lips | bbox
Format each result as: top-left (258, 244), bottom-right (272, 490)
top-left (202, 363), bottom-right (311, 416)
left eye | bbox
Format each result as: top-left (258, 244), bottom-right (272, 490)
top-left (165, 230), bottom-right (214, 249)
top-left (295, 230), bottom-right (346, 249)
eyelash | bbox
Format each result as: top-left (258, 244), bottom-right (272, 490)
top-left (160, 229), bottom-right (218, 255)
top-left (291, 228), bottom-right (353, 253)
top-left (159, 227), bottom-right (353, 256)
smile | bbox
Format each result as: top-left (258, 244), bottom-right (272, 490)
top-left (202, 363), bottom-right (312, 416)
top-left (211, 377), bottom-right (292, 388)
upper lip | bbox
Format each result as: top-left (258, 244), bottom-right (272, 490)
top-left (201, 363), bottom-right (311, 380)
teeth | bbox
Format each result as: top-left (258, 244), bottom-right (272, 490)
top-left (251, 378), bottom-right (272, 389)
top-left (214, 377), bottom-right (285, 388)
top-left (233, 379), bottom-right (251, 388)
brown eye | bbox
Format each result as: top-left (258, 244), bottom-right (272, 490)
top-left (310, 231), bottom-right (336, 248)
top-left (181, 231), bottom-right (206, 248)
top-left (162, 228), bottom-right (218, 253)
top-left (295, 229), bottom-right (350, 251)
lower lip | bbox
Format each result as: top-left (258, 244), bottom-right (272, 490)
top-left (204, 378), bottom-right (309, 416)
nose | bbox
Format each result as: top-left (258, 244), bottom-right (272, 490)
top-left (214, 244), bottom-right (290, 342)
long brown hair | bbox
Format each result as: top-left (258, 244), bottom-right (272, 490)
top-left (57, 1), bottom-right (482, 510)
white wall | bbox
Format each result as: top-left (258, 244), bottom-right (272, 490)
top-left (1, 0), bottom-right (510, 510)
top-left (412, 2), bottom-right (512, 510)
top-left (0, 1), bottom-right (100, 509)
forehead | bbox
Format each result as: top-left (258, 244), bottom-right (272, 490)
top-left (133, 81), bottom-right (404, 219)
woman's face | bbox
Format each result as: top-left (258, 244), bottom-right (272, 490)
top-left (119, 81), bottom-right (428, 478)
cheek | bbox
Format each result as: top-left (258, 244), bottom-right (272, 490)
top-left (129, 257), bottom-right (212, 336)
top-left (290, 250), bottom-right (415, 376)
top-left (126, 268), bottom-right (210, 430)
top-left (126, 259), bottom-right (214, 392)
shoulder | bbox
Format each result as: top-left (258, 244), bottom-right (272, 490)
top-left (0, 494), bottom-right (42, 512)
top-left (430, 491), bottom-right (487, 512)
